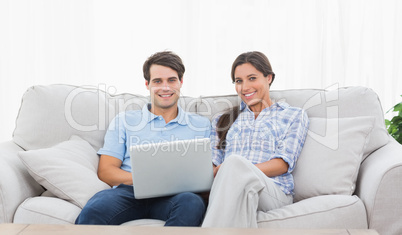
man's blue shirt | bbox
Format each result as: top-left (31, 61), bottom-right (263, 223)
top-left (98, 103), bottom-right (211, 172)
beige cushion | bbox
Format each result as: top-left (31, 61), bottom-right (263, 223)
top-left (12, 84), bottom-right (198, 151)
top-left (293, 117), bottom-right (375, 202)
top-left (257, 195), bottom-right (367, 229)
top-left (269, 87), bottom-right (388, 159)
top-left (14, 197), bottom-right (81, 224)
top-left (121, 219), bottom-right (165, 226)
top-left (18, 136), bottom-right (110, 208)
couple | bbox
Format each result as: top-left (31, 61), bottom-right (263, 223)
top-left (75, 51), bottom-right (309, 227)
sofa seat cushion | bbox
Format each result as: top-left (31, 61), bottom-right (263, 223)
top-left (14, 197), bottom-right (81, 224)
top-left (121, 219), bottom-right (165, 226)
top-left (257, 195), bottom-right (367, 229)
top-left (14, 196), bottom-right (166, 226)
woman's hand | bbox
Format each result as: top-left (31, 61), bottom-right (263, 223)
top-left (213, 164), bottom-right (221, 177)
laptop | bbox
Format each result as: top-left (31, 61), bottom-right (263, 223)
top-left (129, 138), bottom-right (214, 199)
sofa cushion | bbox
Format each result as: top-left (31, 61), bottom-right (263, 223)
top-left (12, 84), bottom-right (198, 151)
top-left (293, 116), bottom-right (375, 202)
top-left (12, 85), bottom-right (148, 151)
top-left (269, 87), bottom-right (388, 159)
top-left (121, 219), bottom-right (165, 226)
top-left (18, 136), bottom-right (110, 208)
top-left (14, 196), bottom-right (166, 226)
top-left (13, 197), bottom-right (81, 224)
top-left (199, 87), bottom-right (388, 160)
top-left (257, 195), bottom-right (367, 229)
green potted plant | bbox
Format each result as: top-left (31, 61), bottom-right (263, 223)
top-left (385, 95), bottom-right (402, 144)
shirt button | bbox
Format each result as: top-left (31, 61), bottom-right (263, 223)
top-left (276, 142), bottom-right (284, 150)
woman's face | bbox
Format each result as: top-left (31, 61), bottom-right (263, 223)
top-left (233, 62), bottom-right (272, 112)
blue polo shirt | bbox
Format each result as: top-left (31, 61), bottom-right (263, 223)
top-left (98, 103), bottom-right (211, 172)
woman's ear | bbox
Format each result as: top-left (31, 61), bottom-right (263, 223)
top-left (267, 74), bottom-right (273, 86)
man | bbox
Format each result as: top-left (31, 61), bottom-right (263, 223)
top-left (75, 51), bottom-right (211, 226)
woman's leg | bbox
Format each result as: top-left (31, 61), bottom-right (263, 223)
top-left (202, 155), bottom-right (292, 228)
top-left (75, 184), bottom-right (147, 225)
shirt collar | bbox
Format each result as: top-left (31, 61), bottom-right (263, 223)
top-left (240, 101), bottom-right (247, 111)
top-left (142, 103), bottom-right (187, 125)
top-left (239, 100), bottom-right (289, 113)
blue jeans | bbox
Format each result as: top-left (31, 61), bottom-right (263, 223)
top-left (75, 184), bottom-right (206, 226)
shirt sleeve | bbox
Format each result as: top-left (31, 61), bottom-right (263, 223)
top-left (97, 112), bottom-right (127, 161)
top-left (272, 109), bottom-right (309, 173)
top-left (203, 118), bottom-right (212, 139)
top-left (210, 115), bottom-right (224, 166)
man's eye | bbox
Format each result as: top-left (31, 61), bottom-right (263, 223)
top-left (249, 77), bottom-right (256, 81)
top-left (154, 80), bottom-right (161, 83)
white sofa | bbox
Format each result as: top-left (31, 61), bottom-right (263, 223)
top-left (1, 84), bottom-right (401, 234)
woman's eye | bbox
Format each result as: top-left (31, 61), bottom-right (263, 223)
top-left (235, 80), bottom-right (242, 84)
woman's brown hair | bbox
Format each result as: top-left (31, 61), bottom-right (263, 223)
top-left (216, 51), bottom-right (275, 150)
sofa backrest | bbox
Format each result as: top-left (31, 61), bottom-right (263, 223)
top-left (13, 84), bottom-right (388, 159)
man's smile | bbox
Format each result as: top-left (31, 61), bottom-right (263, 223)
top-left (158, 93), bottom-right (174, 98)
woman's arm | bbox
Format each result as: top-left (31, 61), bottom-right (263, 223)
top-left (263, 109), bottom-right (309, 176)
top-left (255, 158), bottom-right (289, 177)
top-left (98, 154), bottom-right (133, 187)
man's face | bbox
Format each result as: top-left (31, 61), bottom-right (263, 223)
top-left (146, 64), bottom-right (183, 112)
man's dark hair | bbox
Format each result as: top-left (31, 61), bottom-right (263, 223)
top-left (143, 51), bottom-right (185, 82)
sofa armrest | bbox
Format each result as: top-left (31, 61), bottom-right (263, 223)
top-left (0, 141), bottom-right (44, 223)
top-left (355, 137), bottom-right (402, 235)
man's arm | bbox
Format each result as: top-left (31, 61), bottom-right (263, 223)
top-left (98, 155), bottom-right (133, 187)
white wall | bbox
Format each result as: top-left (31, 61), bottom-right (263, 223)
top-left (1, 0), bottom-right (401, 142)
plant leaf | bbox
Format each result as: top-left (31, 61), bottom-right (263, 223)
top-left (385, 119), bottom-right (391, 126)
top-left (385, 95), bottom-right (402, 144)
top-left (397, 137), bottom-right (402, 145)
top-left (391, 116), bottom-right (402, 123)
top-left (393, 103), bottom-right (402, 112)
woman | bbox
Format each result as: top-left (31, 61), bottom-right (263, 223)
top-left (202, 51), bottom-right (309, 227)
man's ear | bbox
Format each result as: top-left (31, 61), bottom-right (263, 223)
top-left (145, 80), bottom-right (150, 90)
top-left (179, 77), bottom-right (184, 87)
